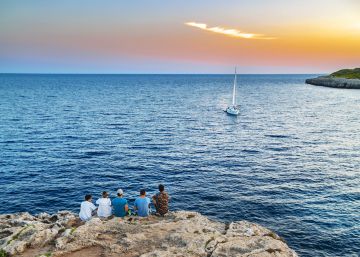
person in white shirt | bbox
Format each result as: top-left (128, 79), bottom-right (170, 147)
top-left (79, 194), bottom-right (97, 221)
top-left (96, 191), bottom-right (112, 218)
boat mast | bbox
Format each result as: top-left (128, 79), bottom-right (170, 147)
top-left (232, 67), bottom-right (237, 106)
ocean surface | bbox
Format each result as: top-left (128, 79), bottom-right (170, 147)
top-left (0, 74), bottom-right (359, 256)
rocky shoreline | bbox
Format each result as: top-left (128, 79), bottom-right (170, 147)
top-left (0, 210), bottom-right (298, 257)
top-left (305, 76), bottom-right (360, 89)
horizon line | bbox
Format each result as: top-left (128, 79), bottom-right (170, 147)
top-left (0, 72), bottom-right (325, 75)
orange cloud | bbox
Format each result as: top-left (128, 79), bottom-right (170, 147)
top-left (185, 22), bottom-right (276, 40)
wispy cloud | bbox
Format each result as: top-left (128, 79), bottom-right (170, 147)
top-left (185, 22), bottom-right (275, 40)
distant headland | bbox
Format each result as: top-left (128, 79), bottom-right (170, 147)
top-left (306, 68), bottom-right (360, 89)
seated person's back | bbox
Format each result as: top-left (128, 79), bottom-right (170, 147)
top-left (152, 184), bottom-right (169, 216)
top-left (79, 194), bottom-right (97, 221)
top-left (134, 189), bottom-right (151, 217)
top-left (96, 191), bottom-right (112, 218)
top-left (112, 189), bottom-right (128, 217)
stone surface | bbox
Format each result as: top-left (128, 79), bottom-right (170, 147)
top-left (0, 211), bottom-right (298, 257)
top-left (305, 76), bottom-right (360, 89)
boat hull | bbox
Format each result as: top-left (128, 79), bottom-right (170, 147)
top-left (225, 106), bottom-right (240, 116)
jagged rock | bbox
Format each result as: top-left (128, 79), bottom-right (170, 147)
top-left (0, 211), bottom-right (77, 256)
top-left (0, 211), bottom-right (298, 257)
top-left (211, 221), bottom-right (295, 257)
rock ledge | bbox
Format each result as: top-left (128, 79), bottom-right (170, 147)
top-left (0, 211), bottom-right (298, 257)
top-left (305, 76), bottom-right (360, 89)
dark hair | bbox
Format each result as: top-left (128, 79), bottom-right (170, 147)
top-left (102, 191), bottom-right (108, 197)
top-left (85, 194), bottom-right (92, 201)
top-left (140, 189), bottom-right (146, 195)
top-left (159, 184), bottom-right (165, 192)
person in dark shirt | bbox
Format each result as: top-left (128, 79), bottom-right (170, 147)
top-left (152, 184), bottom-right (169, 216)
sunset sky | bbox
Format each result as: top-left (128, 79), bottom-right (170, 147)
top-left (1, 0), bottom-right (359, 73)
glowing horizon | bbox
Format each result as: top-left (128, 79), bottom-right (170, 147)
top-left (0, 0), bottom-right (359, 73)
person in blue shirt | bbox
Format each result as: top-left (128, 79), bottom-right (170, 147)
top-left (112, 189), bottom-right (128, 218)
top-left (134, 189), bottom-right (151, 217)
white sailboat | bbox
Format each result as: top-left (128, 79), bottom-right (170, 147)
top-left (225, 67), bottom-right (240, 115)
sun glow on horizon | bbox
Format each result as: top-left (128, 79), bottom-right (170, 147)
top-left (185, 22), bottom-right (276, 40)
top-left (0, 1), bottom-right (359, 73)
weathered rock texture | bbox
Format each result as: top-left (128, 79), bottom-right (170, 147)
top-left (306, 76), bottom-right (360, 89)
top-left (0, 211), bottom-right (298, 257)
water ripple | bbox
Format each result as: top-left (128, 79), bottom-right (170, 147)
top-left (0, 74), bottom-right (359, 257)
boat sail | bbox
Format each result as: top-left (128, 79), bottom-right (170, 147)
top-left (225, 67), bottom-right (240, 115)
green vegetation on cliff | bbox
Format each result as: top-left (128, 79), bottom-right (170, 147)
top-left (330, 68), bottom-right (360, 79)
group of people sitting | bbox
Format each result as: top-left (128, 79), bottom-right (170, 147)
top-left (79, 184), bottom-right (169, 221)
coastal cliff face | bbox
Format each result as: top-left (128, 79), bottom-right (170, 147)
top-left (0, 211), bottom-right (298, 257)
top-left (305, 76), bottom-right (360, 89)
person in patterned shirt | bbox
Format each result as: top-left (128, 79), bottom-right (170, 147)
top-left (152, 184), bottom-right (169, 216)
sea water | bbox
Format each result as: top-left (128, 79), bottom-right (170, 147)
top-left (0, 74), bottom-right (359, 256)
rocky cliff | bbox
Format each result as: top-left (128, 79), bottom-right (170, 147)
top-left (0, 211), bottom-right (298, 257)
top-left (305, 76), bottom-right (360, 89)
